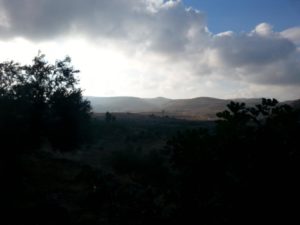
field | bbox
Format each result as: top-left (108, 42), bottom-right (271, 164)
top-left (5, 100), bottom-right (300, 225)
top-left (61, 113), bottom-right (215, 169)
top-left (11, 114), bottom-right (215, 225)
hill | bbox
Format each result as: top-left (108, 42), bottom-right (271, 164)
top-left (87, 96), bottom-right (300, 120)
top-left (87, 96), bottom-right (171, 113)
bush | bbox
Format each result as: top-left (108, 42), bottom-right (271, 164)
top-left (166, 98), bottom-right (300, 224)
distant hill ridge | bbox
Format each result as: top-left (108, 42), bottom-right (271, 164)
top-left (87, 96), bottom-right (300, 120)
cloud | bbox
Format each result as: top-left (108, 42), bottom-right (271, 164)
top-left (0, 0), bottom-right (299, 99)
top-left (0, 0), bottom-right (208, 54)
top-left (210, 23), bottom-right (300, 85)
top-left (0, 0), bottom-right (142, 39)
top-left (213, 32), bottom-right (294, 67)
top-left (252, 23), bottom-right (274, 36)
top-left (281, 27), bottom-right (300, 45)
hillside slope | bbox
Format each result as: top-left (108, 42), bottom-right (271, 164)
top-left (87, 96), bottom-right (300, 120)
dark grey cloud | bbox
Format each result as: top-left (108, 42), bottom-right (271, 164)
top-left (0, 0), bottom-right (142, 39)
top-left (214, 34), bottom-right (295, 67)
top-left (146, 6), bottom-right (208, 54)
top-left (0, 0), bottom-right (299, 88)
top-left (209, 24), bottom-right (300, 85)
top-left (0, 0), bottom-right (207, 55)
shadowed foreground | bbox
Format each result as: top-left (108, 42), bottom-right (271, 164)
top-left (1, 56), bottom-right (299, 225)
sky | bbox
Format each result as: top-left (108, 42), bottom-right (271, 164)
top-left (0, 0), bottom-right (300, 100)
top-left (184, 0), bottom-right (300, 33)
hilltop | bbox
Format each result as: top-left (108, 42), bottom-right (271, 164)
top-left (87, 96), bottom-right (300, 120)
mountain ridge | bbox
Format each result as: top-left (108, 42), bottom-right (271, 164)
top-left (87, 96), bottom-right (300, 120)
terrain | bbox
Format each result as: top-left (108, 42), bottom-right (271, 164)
top-left (4, 97), bottom-right (300, 225)
top-left (88, 96), bottom-right (300, 120)
top-left (2, 55), bottom-right (300, 225)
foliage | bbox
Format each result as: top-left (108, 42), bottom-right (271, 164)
top-left (105, 111), bottom-right (116, 122)
top-left (2, 57), bottom-right (299, 225)
top-left (0, 54), bottom-right (91, 152)
top-left (166, 98), bottom-right (300, 224)
top-left (2, 93), bottom-right (299, 224)
top-left (0, 54), bottom-right (92, 225)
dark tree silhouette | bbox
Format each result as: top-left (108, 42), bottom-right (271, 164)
top-left (105, 111), bottom-right (116, 122)
top-left (166, 98), bottom-right (300, 225)
top-left (0, 54), bottom-right (92, 224)
top-left (0, 53), bottom-right (91, 152)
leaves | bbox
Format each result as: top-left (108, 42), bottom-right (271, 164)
top-left (166, 98), bottom-right (300, 224)
top-left (0, 54), bottom-right (91, 152)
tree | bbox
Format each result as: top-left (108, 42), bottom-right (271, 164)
top-left (165, 98), bottom-right (300, 224)
top-left (0, 53), bottom-right (91, 152)
top-left (105, 111), bottom-right (116, 122)
top-left (0, 54), bottom-right (93, 225)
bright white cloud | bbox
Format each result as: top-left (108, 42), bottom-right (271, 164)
top-left (252, 23), bottom-right (274, 37)
top-left (0, 0), bottom-right (299, 100)
top-left (281, 27), bottom-right (300, 45)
